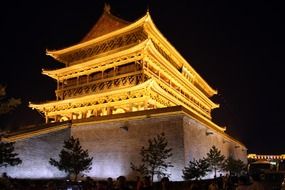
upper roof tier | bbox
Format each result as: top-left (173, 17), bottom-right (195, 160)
top-left (81, 4), bottom-right (130, 42)
top-left (45, 5), bottom-right (217, 97)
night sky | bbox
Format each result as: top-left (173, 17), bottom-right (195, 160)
top-left (0, 0), bottom-right (284, 154)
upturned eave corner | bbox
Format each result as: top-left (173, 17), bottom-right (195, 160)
top-left (210, 89), bottom-right (219, 108)
top-left (41, 69), bottom-right (57, 80)
top-left (210, 88), bottom-right (218, 97)
top-left (215, 103), bottom-right (220, 109)
top-left (46, 49), bottom-right (57, 59)
top-left (41, 68), bottom-right (49, 76)
top-left (28, 101), bottom-right (36, 110)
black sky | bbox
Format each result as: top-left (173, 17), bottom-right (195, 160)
top-left (0, 0), bottom-right (284, 154)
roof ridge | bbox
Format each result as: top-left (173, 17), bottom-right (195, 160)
top-left (81, 5), bottom-right (130, 42)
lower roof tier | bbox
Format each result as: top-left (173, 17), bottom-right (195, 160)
top-left (30, 79), bottom-right (225, 132)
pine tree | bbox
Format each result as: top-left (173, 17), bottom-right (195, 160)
top-left (0, 142), bottom-right (22, 167)
top-left (49, 136), bottom-right (93, 181)
top-left (131, 133), bottom-right (173, 182)
top-left (182, 158), bottom-right (210, 180)
top-left (0, 84), bottom-right (22, 168)
top-left (205, 146), bottom-right (225, 177)
top-left (223, 156), bottom-right (246, 176)
top-left (0, 85), bottom-right (21, 115)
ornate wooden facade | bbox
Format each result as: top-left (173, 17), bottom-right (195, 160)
top-left (30, 6), bottom-right (225, 132)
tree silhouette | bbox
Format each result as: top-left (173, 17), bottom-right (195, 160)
top-left (0, 142), bottom-right (22, 168)
top-left (0, 84), bottom-right (22, 168)
top-left (49, 136), bottom-right (93, 181)
top-left (131, 133), bottom-right (173, 182)
top-left (0, 85), bottom-right (20, 115)
top-left (223, 156), bottom-right (246, 176)
top-left (182, 158), bottom-right (210, 180)
top-left (205, 146), bottom-right (225, 177)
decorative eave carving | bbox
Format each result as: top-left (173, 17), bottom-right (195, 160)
top-left (50, 27), bottom-right (147, 66)
top-left (29, 79), bottom-right (159, 109)
top-left (43, 39), bottom-right (218, 113)
top-left (30, 79), bottom-right (225, 132)
top-left (43, 39), bottom-right (149, 80)
top-left (46, 14), bottom-right (149, 60)
top-left (143, 40), bottom-right (219, 110)
top-left (142, 13), bottom-right (217, 97)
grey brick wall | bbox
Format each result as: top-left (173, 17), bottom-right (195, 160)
top-left (183, 116), bottom-right (247, 178)
top-left (0, 128), bottom-right (70, 178)
top-left (72, 114), bottom-right (185, 181)
top-left (1, 111), bottom-right (247, 181)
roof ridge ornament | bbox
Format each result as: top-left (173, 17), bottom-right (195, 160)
top-left (145, 6), bottom-right (151, 20)
top-left (104, 3), bottom-right (111, 14)
top-left (146, 5), bottom-right (150, 14)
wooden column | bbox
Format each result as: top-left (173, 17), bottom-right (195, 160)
top-left (93, 109), bottom-right (98, 117)
top-left (45, 115), bottom-right (49, 123)
top-left (144, 100), bottom-right (148, 110)
top-left (107, 107), bottom-right (113, 115)
top-left (82, 112), bottom-right (87, 119)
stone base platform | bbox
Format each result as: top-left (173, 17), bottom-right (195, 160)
top-left (1, 106), bottom-right (247, 181)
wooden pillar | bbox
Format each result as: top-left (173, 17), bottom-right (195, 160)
top-left (61, 80), bottom-right (64, 90)
top-left (143, 61), bottom-right (146, 82)
top-left (57, 79), bottom-right (60, 90)
top-left (103, 107), bottom-right (108, 115)
top-left (129, 103), bottom-right (134, 112)
top-left (93, 109), bottom-right (98, 117)
top-left (82, 112), bottom-right (87, 119)
top-left (144, 100), bottom-right (148, 110)
top-left (54, 115), bottom-right (57, 122)
top-left (107, 107), bottom-right (112, 115)
top-left (114, 67), bottom-right (117, 77)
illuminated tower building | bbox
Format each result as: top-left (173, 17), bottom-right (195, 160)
top-left (2, 5), bottom-right (247, 180)
top-left (30, 6), bottom-right (219, 128)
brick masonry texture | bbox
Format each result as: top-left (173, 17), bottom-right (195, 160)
top-left (0, 128), bottom-right (70, 178)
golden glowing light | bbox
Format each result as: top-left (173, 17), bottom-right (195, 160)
top-left (31, 9), bottom-right (225, 135)
top-left (0, 5), bottom-right (248, 181)
top-left (248, 154), bottom-right (285, 160)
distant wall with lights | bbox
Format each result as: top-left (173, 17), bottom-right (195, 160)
top-left (248, 154), bottom-right (285, 161)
